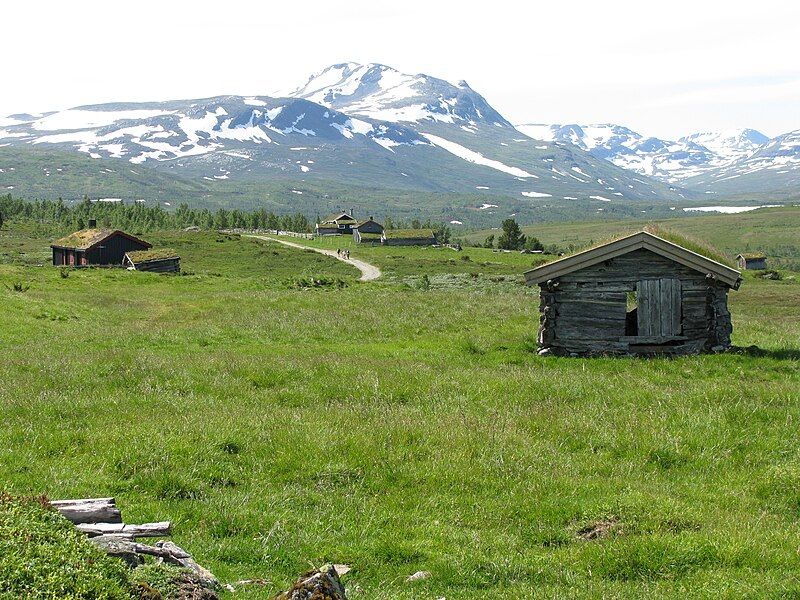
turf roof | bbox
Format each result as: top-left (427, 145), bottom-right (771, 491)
top-left (125, 248), bottom-right (179, 263)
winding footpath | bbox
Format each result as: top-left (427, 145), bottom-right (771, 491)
top-left (249, 235), bottom-right (381, 282)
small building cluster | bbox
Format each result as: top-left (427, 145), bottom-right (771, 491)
top-left (315, 211), bottom-right (357, 235)
top-left (315, 211), bottom-right (437, 246)
top-left (524, 231), bottom-right (742, 356)
top-left (51, 219), bottom-right (179, 273)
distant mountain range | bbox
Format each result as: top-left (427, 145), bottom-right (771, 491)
top-left (515, 123), bottom-right (799, 198)
top-left (0, 62), bottom-right (797, 223)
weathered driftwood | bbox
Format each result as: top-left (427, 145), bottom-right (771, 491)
top-left (76, 521), bottom-right (172, 538)
top-left (155, 540), bottom-right (219, 588)
top-left (50, 497), bottom-right (122, 524)
top-left (56, 497), bottom-right (219, 595)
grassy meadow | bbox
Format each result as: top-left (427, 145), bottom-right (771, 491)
top-left (465, 205), bottom-right (800, 270)
top-left (1, 217), bottom-right (800, 598)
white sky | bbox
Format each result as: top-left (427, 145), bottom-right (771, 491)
top-left (4, 0), bottom-right (798, 139)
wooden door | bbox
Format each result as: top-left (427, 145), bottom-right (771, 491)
top-left (637, 278), bottom-right (681, 337)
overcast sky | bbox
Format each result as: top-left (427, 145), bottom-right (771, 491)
top-left (4, 0), bottom-right (798, 139)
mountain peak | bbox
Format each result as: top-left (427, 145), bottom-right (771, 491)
top-left (284, 62), bottom-right (510, 127)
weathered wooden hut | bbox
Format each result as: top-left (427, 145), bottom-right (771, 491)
top-left (524, 231), bottom-right (742, 356)
top-left (736, 253), bottom-right (767, 270)
top-left (315, 211), bottom-right (356, 235)
top-left (382, 229), bottom-right (437, 246)
top-left (123, 249), bottom-right (181, 273)
top-left (51, 221), bottom-right (151, 266)
top-left (353, 218), bottom-right (384, 243)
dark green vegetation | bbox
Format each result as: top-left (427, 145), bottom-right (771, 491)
top-left (0, 494), bottom-right (193, 599)
top-left (0, 494), bottom-right (130, 599)
top-left (1, 215), bottom-right (799, 598)
top-left (0, 194), bottom-right (313, 235)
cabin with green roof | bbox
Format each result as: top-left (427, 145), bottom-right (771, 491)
top-left (50, 220), bottom-right (151, 267)
top-left (524, 231), bottom-right (742, 356)
top-left (123, 248), bottom-right (181, 273)
top-left (316, 211), bottom-right (357, 235)
top-left (736, 253), bottom-right (767, 270)
top-left (353, 218), bottom-right (384, 243)
top-left (382, 228), bottom-right (437, 246)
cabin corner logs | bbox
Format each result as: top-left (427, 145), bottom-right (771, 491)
top-left (528, 232), bottom-right (741, 357)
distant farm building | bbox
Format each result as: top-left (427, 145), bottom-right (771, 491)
top-left (382, 229), bottom-right (438, 246)
top-left (123, 249), bottom-right (181, 273)
top-left (736, 253), bottom-right (767, 270)
top-left (524, 231), bottom-right (742, 356)
top-left (51, 220), bottom-right (151, 266)
top-left (316, 211), bottom-right (356, 235)
top-left (352, 218), bottom-right (384, 243)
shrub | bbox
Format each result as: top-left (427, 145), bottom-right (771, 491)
top-left (5, 282), bottom-right (30, 293)
top-left (0, 493), bottom-right (131, 599)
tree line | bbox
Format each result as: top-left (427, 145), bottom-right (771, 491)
top-left (0, 195), bottom-right (456, 243)
top-left (0, 195), bottom-right (312, 233)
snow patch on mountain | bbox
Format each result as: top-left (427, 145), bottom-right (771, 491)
top-left (422, 133), bottom-right (537, 178)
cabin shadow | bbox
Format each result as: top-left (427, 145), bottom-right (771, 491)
top-left (731, 345), bottom-right (800, 361)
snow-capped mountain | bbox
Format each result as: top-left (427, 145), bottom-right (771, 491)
top-left (0, 63), bottom-right (686, 217)
top-left (681, 129), bottom-right (800, 197)
top-left (515, 123), bottom-right (774, 183)
top-left (679, 129), bottom-right (769, 163)
top-left (284, 62), bottom-right (510, 127)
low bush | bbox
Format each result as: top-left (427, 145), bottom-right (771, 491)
top-left (0, 493), bottom-right (131, 599)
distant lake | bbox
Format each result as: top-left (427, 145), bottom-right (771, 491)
top-left (683, 205), bottom-right (782, 214)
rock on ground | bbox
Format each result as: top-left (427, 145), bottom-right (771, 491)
top-left (274, 565), bottom-right (347, 600)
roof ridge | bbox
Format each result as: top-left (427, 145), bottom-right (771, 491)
top-left (524, 230), bottom-right (741, 289)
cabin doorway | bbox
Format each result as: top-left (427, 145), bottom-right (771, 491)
top-left (625, 291), bottom-right (638, 336)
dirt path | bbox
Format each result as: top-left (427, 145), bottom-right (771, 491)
top-left (250, 235), bottom-right (382, 282)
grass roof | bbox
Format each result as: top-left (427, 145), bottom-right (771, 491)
top-left (126, 248), bottom-right (179, 263)
top-left (738, 252), bottom-right (767, 260)
top-left (643, 224), bottom-right (735, 267)
top-left (536, 225), bottom-right (735, 269)
top-left (384, 229), bottom-right (436, 240)
top-left (52, 228), bottom-right (114, 249)
top-left (357, 232), bottom-right (383, 241)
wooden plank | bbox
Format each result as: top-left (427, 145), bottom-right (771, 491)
top-left (76, 521), bottom-right (171, 538)
top-left (637, 280), bottom-right (655, 336)
top-left (620, 335), bottom-right (688, 343)
top-left (671, 279), bottom-right (682, 334)
top-left (51, 498), bottom-right (122, 525)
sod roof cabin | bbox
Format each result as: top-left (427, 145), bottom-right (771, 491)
top-left (352, 218), bottom-right (384, 243)
top-left (736, 253), bottom-right (767, 270)
top-left (382, 228), bottom-right (437, 246)
top-left (51, 220), bottom-right (151, 267)
top-left (123, 248), bottom-right (181, 273)
top-left (524, 231), bottom-right (742, 356)
top-left (316, 211), bottom-right (357, 235)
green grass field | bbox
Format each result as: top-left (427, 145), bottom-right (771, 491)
top-left (465, 205), bottom-right (800, 270)
top-left (1, 219), bottom-right (799, 598)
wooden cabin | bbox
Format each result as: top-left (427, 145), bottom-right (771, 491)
top-left (315, 211), bottom-right (356, 235)
top-left (382, 229), bottom-right (437, 246)
top-left (524, 231), bottom-right (742, 356)
top-left (123, 249), bottom-right (181, 273)
top-left (736, 253), bottom-right (767, 270)
top-left (51, 221), bottom-right (151, 266)
top-left (353, 218), bottom-right (384, 243)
